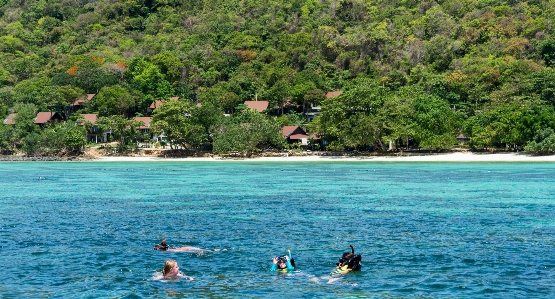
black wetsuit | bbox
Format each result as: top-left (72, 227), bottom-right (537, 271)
top-left (154, 242), bottom-right (169, 251)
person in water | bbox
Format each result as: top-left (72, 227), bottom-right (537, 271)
top-left (271, 250), bottom-right (295, 272)
top-left (153, 238), bottom-right (169, 251)
top-left (154, 238), bottom-right (210, 253)
top-left (332, 245), bottom-right (362, 275)
top-left (162, 259), bottom-right (184, 278)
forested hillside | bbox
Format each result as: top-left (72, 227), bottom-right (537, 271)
top-left (1, 0), bottom-right (555, 154)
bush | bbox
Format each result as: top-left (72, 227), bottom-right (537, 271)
top-left (524, 128), bottom-right (555, 153)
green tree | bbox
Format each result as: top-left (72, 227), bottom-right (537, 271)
top-left (275, 112), bottom-right (305, 127)
top-left (0, 124), bottom-right (17, 154)
top-left (191, 101), bottom-right (225, 141)
top-left (72, 56), bottom-right (118, 93)
top-left (96, 115), bottom-right (143, 152)
top-left (127, 57), bottom-right (174, 109)
top-left (13, 103), bottom-right (40, 143)
top-left (151, 100), bottom-right (207, 150)
top-left (378, 90), bottom-right (417, 151)
top-left (60, 122), bottom-right (87, 153)
top-left (151, 51), bottom-right (184, 83)
top-left (525, 128), bottom-right (555, 154)
top-left (49, 85), bottom-right (85, 119)
top-left (94, 85), bottom-right (136, 117)
top-left (412, 93), bottom-right (462, 149)
top-left (12, 77), bottom-right (53, 107)
top-left (212, 109), bottom-right (284, 155)
top-left (303, 89), bottom-right (326, 111)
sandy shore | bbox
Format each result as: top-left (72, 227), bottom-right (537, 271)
top-left (93, 152), bottom-right (555, 162)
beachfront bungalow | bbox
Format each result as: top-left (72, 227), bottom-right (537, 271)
top-left (34, 112), bottom-right (63, 128)
top-left (147, 97), bottom-right (179, 114)
top-left (282, 126), bottom-right (309, 145)
top-left (133, 116), bottom-right (163, 143)
top-left (244, 100), bottom-right (269, 113)
top-left (457, 131), bottom-right (470, 145)
top-left (3, 113), bottom-right (16, 125)
top-left (79, 114), bottom-right (106, 143)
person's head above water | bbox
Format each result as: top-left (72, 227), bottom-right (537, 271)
top-left (162, 259), bottom-right (180, 278)
top-left (335, 245), bottom-right (361, 272)
top-left (154, 238), bottom-right (169, 251)
top-left (271, 251), bottom-right (295, 272)
top-left (277, 256), bottom-right (288, 269)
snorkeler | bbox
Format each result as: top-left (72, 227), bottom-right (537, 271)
top-left (153, 238), bottom-right (169, 251)
top-left (271, 250), bottom-right (295, 272)
top-left (331, 245), bottom-right (361, 275)
top-left (154, 238), bottom-right (210, 253)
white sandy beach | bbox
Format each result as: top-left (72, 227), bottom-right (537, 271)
top-left (93, 152), bottom-right (555, 162)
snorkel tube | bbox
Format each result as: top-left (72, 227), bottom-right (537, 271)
top-left (272, 249), bottom-right (295, 272)
top-left (347, 245), bottom-right (362, 271)
top-left (332, 245), bottom-right (362, 274)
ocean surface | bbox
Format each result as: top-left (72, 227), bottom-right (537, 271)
top-left (0, 161), bottom-right (554, 298)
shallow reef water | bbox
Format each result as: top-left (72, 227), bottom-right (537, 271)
top-left (1, 161), bottom-right (554, 298)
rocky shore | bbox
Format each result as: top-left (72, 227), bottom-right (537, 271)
top-left (0, 155), bottom-right (94, 161)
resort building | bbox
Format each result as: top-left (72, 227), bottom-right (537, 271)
top-left (71, 94), bottom-right (96, 112)
top-left (34, 112), bottom-right (63, 128)
top-left (244, 100), bottom-right (269, 113)
top-left (325, 91), bottom-right (343, 98)
top-left (134, 116), bottom-right (163, 142)
top-left (79, 114), bottom-right (105, 143)
top-left (3, 113), bottom-right (16, 125)
top-left (282, 125), bottom-right (309, 145)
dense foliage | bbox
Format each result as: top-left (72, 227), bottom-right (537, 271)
top-left (1, 0), bottom-right (555, 154)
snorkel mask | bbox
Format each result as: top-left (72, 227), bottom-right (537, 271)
top-left (277, 255), bottom-right (288, 268)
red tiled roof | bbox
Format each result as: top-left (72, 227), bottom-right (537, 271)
top-left (244, 101), bottom-right (269, 112)
top-left (196, 103), bottom-right (202, 107)
top-left (149, 100), bottom-right (164, 109)
top-left (34, 112), bottom-right (62, 124)
top-left (134, 117), bottom-right (151, 129)
top-left (3, 113), bottom-right (16, 125)
top-left (72, 94), bottom-right (96, 106)
top-left (289, 133), bottom-right (309, 140)
top-left (149, 97), bottom-right (179, 109)
top-left (282, 126), bottom-right (298, 136)
top-left (81, 114), bottom-right (98, 125)
top-left (281, 126), bottom-right (308, 139)
top-left (325, 91), bottom-right (343, 98)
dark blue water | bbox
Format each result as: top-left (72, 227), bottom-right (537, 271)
top-left (1, 162), bottom-right (554, 298)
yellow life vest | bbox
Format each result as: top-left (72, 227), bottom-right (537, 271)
top-left (331, 265), bottom-right (349, 275)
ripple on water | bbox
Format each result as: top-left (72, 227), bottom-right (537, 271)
top-left (0, 162), bottom-right (555, 298)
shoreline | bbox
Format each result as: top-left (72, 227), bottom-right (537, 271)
top-left (3, 151), bottom-right (555, 162)
top-left (90, 152), bottom-right (555, 162)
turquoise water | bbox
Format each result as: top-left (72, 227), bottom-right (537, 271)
top-left (1, 161), bottom-right (554, 298)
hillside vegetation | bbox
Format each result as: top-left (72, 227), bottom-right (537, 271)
top-left (1, 0), bottom-right (555, 154)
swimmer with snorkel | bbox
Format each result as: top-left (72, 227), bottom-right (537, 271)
top-left (271, 249), bottom-right (295, 272)
top-left (331, 245), bottom-right (361, 275)
top-left (153, 238), bottom-right (211, 253)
